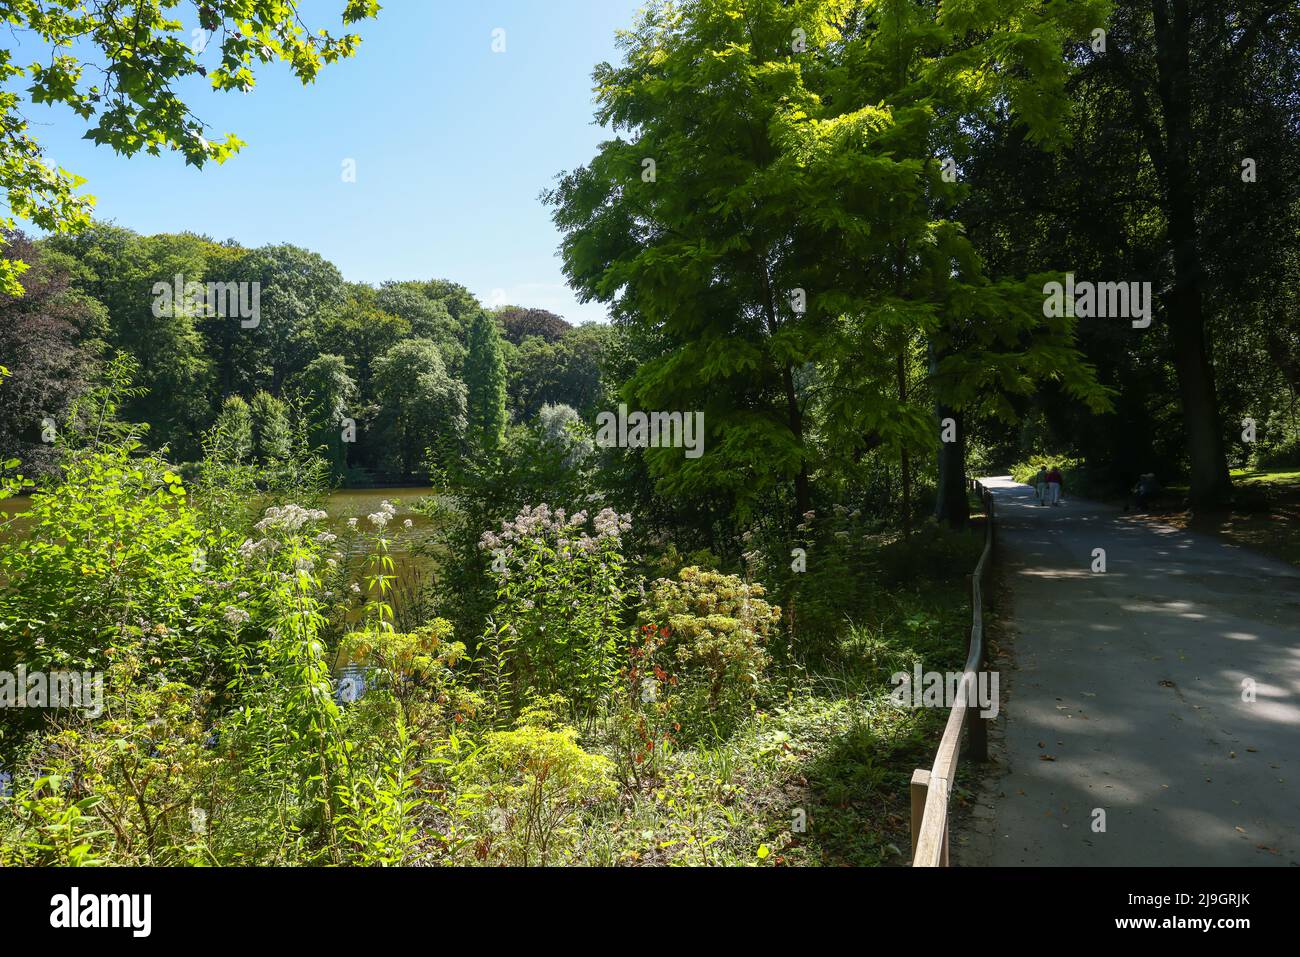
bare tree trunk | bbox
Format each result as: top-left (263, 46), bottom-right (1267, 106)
top-left (930, 344), bottom-right (969, 528)
top-left (898, 353), bottom-right (912, 535)
top-left (783, 363), bottom-right (812, 519)
top-left (1152, 0), bottom-right (1233, 507)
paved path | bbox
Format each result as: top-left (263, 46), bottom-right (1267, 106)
top-left (975, 476), bottom-right (1300, 866)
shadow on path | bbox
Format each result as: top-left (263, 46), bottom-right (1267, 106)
top-left (975, 476), bottom-right (1300, 866)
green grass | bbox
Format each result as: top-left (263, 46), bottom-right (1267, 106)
top-left (1231, 467), bottom-right (1300, 488)
top-left (1132, 467), bottom-right (1300, 567)
top-left (570, 529), bottom-right (984, 867)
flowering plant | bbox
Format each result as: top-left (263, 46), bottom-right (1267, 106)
top-left (478, 504), bottom-right (634, 723)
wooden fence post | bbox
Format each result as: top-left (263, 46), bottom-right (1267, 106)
top-left (910, 769), bottom-right (930, 862)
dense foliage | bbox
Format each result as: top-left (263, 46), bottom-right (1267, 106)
top-left (2, 0), bottom-right (1296, 868)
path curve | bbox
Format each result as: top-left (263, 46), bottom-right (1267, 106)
top-left (976, 476), bottom-right (1300, 866)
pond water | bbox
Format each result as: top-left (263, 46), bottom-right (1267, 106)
top-left (319, 487), bottom-right (437, 527)
top-left (1, 485), bottom-right (446, 633)
top-left (1, 486), bottom-right (438, 531)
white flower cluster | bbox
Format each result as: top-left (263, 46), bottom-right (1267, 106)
top-left (367, 500), bottom-right (398, 529)
top-left (478, 504), bottom-right (632, 560)
top-left (237, 537), bottom-right (278, 561)
top-left (254, 504), bottom-right (328, 533)
top-left (236, 503), bottom-right (331, 565)
top-left (223, 606), bottom-right (251, 626)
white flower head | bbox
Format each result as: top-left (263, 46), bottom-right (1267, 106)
top-left (223, 606), bottom-right (251, 626)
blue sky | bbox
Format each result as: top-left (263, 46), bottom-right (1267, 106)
top-left (13, 1), bottom-right (647, 324)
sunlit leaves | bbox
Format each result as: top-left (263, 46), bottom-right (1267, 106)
top-left (0, 1), bottom-right (380, 291)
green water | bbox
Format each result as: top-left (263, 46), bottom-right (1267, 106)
top-left (1, 486), bottom-right (439, 535)
top-left (319, 487), bottom-right (437, 526)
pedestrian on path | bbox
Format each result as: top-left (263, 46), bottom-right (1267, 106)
top-left (1033, 466), bottom-right (1049, 505)
top-left (1126, 472), bottom-right (1159, 511)
top-left (1045, 466), bottom-right (1064, 506)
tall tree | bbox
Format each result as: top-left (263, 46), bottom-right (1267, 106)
top-left (229, 244), bottom-right (345, 394)
top-left (46, 226), bottom-right (217, 458)
top-left (0, 233), bottom-right (106, 478)
top-left (1075, 0), bottom-right (1299, 504)
top-left (464, 310), bottom-right (508, 455)
top-left (497, 307), bottom-right (573, 345)
top-left (292, 355), bottom-right (357, 480)
top-left (249, 391), bottom-right (292, 467)
top-left (549, 0), bottom-right (1110, 524)
top-left (372, 339), bottom-right (466, 480)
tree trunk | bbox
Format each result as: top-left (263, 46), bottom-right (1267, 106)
top-left (930, 344), bottom-right (969, 528)
top-left (897, 353), bottom-right (912, 535)
top-left (1152, 0), bottom-right (1233, 507)
top-left (933, 405), bottom-right (969, 529)
top-left (782, 363), bottom-right (812, 519)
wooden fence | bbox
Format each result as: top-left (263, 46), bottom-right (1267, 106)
top-left (910, 478), bottom-right (995, 867)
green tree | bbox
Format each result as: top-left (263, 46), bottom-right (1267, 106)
top-left (507, 323), bottom-right (610, 420)
top-left (376, 283), bottom-right (462, 367)
top-left (0, 1), bottom-right (380, 295)
top-left (957, 1), bottom-right (1300, 503)
top-left (292, 354), bottom-right (357, 479)
top-left (464, 310), bottom-right (508, 455)
top-left (46, 225), bottom-right (217, 458)
top-left (372, 339), bottom-right (466, 480)
top-left (213, 394), bottom-right (254, 462)
top-left (549, 0), bottom-right (1109, 524)
top-left (229, 244), bottom-right (345, 394)
top-left (249, 391), bottom-right (292, 466)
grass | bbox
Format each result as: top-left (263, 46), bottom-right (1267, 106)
top-left (1232, 467), bottom-right (1300, 488)
top-left (1161, 468), bottom-right (1300, 567)
top-left (571, 527), bottom-right (985, 867)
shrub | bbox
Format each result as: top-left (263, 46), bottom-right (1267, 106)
top-left (456, 720), bottom-right (616, 866)
top-left (610, 624), bottom-right (682, 787)
top-left (641, 567), bottom-right (779, 723)
top-left (339, 620), bottom-right (480, 738)
top-left (0, 650), bottom-right (219, 866)
top-left (478, 504), bottom-right (634, 722)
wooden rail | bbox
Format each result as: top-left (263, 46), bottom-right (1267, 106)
top-left (910, 478), bottom-right (996, 867)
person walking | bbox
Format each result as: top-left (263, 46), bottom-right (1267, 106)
top-left (1128, 472), bottom-right (1158, 511)
top-left (1032, 466), bottom-right (1049, 506)
top-left (1045, 466), bottom-right (1064, 506)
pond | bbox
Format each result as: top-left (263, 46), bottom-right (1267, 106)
top-left (319, 486), bottom-right (437, 527)
top-left (1, 486), bottom-right (439, 531)
top-left (1, 485), bottom-right (447, 637)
